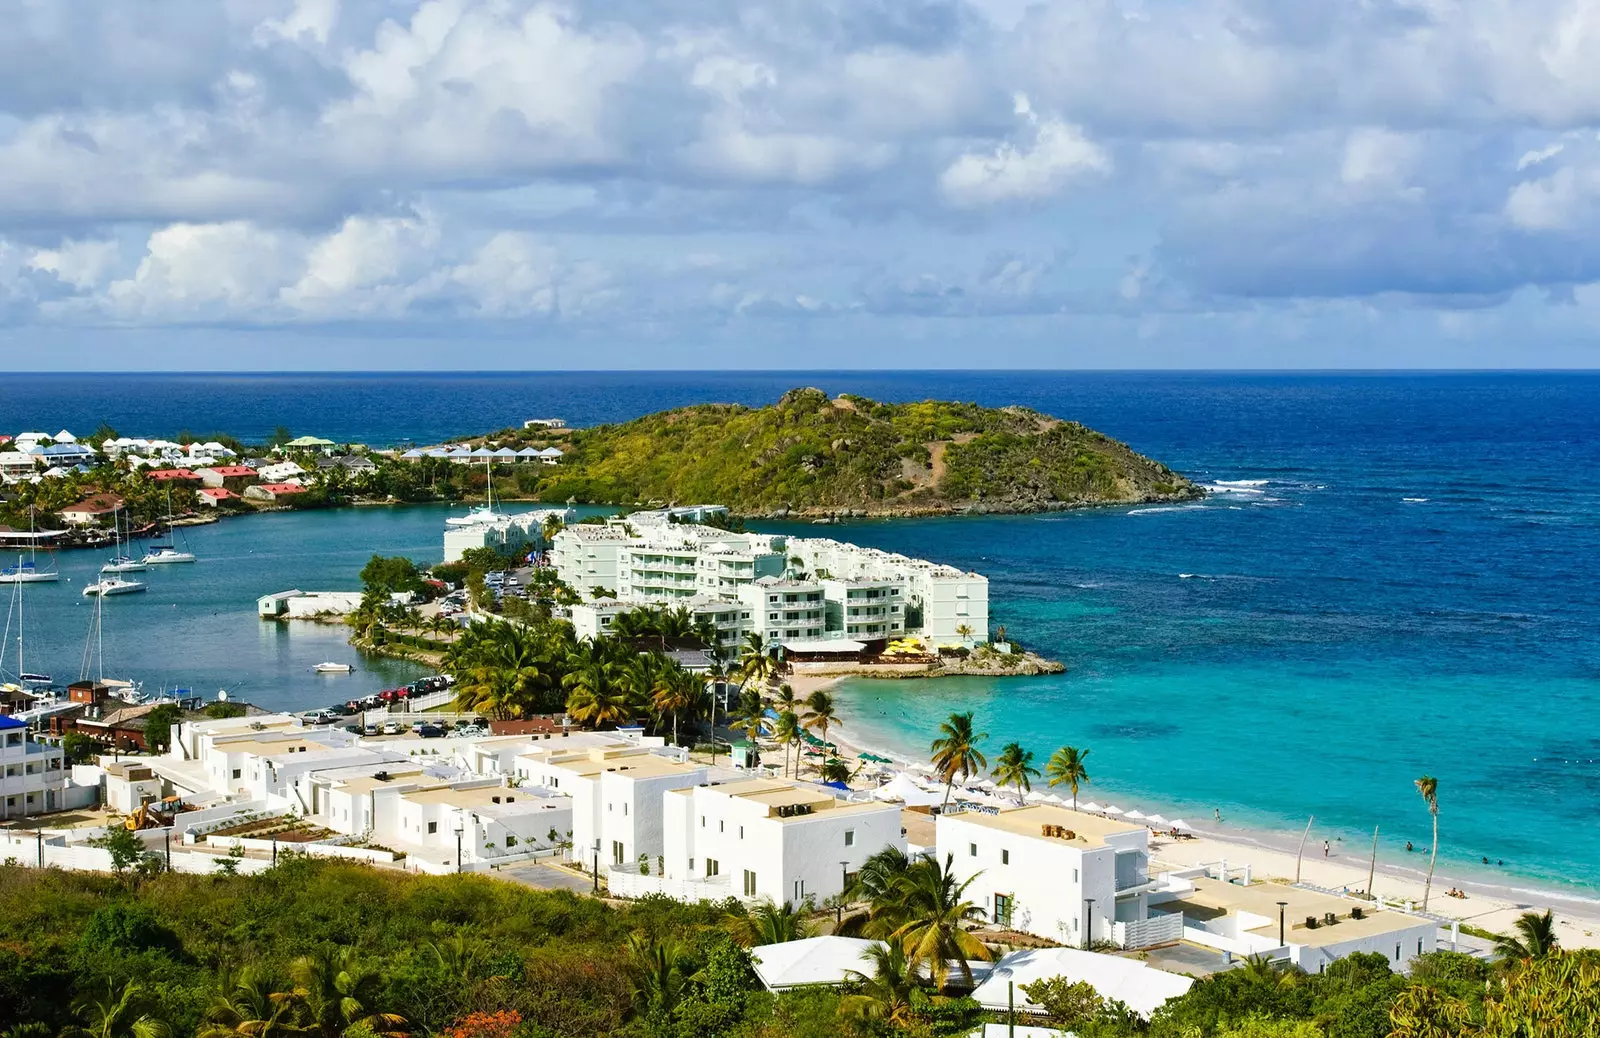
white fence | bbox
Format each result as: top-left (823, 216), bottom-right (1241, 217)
top-left (1113, 912), bottom-right (1184, 949)
top-left (606, 864), bottom-right (739, 902)
top-left (201, 834), bottom-right (399, 864)
top-left (0, 830), bottom-right (274, 876)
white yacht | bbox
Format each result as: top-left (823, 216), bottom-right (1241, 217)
top-left (77, 588), bottom-right (143, 699)
top-left (444, 458), bottom-right (509, 526)
top-left (313, 661), bottom-right (353, 673)
top-left (102, 507), bottom-right (148, 572)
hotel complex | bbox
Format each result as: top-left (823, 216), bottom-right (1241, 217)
top-left (556, 509), bottom-right (989, 648)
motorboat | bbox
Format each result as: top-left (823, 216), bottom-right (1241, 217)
top-left (83, 576), bottom-right (148, 597)
top-left (142, 547), bottom-right (196, 564)
top-left (445, 458), bottom-right (508, 526)
top-left (313, 662), bottom-right (354, 674)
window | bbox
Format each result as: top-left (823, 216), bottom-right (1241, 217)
top-left (739, 826), bottom-right (744, 839)
top-left (705, 858), bottom-right (720, 877)
top-left (1072, 868), bottom-right (1078, 882)
top-left (1418, 939), bottom-right (1424, 954)
top-left (994, 893), bottom-right (1013, 927)
top-left (969, 843), bottom-right (977, 857)
top-left (1395, 944), bottom-right (1401, 961)
top-left (232, 769), bottom-right (241, 779)
top-left (428, 821), bottom-right (438, 834)
top-left (1001, 849), bottom-right (1010, 865)
top-left (743, 869), bottom-right (757, 896)
top-left (506, 835), bottom-right (518, 847)
top-left (719, 820), bottom-right (725, 833)
top-left (844, 829), bottom-right (855, 847)
top-left (623, 803), bottom-right (629, 816)
top-left (613, 841), bottom-right (625, 865)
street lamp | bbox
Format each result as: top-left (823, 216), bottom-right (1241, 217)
top-left (164, 830), bottom-right (171, 871)
top-left (1277, 900), bottom-right (1288, 946)
top-left (271, 833), bottom-right (278, 865)
top-left (1083, 898), bottom-right (1095, 950)
top-left (454, 818), bottom-right (465, 873)
top-left (593, 838), bottom-right (601, 893)
top-left (838, 860), bottom-right (850, 926)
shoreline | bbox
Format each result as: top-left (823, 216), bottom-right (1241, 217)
top-left (788, 672), bottom-right (1600, 949)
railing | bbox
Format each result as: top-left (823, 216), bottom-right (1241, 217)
top-left (1112, 913), bottom-right (1184, 949)
top-left (606, 864), bottom-right (737, 902)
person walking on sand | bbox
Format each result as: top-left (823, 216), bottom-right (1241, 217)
top-left (1214, 807), bottom-right (1221, 823)
top-left (1323, 840), bottom-right (1330, 858)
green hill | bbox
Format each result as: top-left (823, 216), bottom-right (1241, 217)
top-left (511, 387), bottom-right (1200, 516)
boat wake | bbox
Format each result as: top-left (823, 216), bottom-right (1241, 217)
top-left (1128, 504), bottom-right (1208, 516)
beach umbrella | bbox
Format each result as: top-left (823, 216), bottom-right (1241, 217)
top-left (1170, 819), bottom-right (1192, 831)
top-left (1125, 809), bottom-right (1147, 821)
top-left (1146, 813), bottom-right (1170, 827)
top-left (1043, 793), bottom-right (1066, 805)
top-left (1024, 790), bottom-right (1046, 803)
top-left (1080, 801), bottom-right (1102, 813)
top-left (1103, 805), bottom-right (1124, 816)
top-left (975, 778), bottom-right (996, 790)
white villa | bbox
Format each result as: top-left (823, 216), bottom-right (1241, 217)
top-left (1, 715), bottom-right (90, 818)
top-left (657, 777), bottom-right (903, 903)
top-left (939, 804), bottom-right (1154, 947)
top-left (553, 510), bottom-right (988, 647)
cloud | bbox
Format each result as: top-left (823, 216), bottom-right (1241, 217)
top-left (5, 0), bottom-right (1600, 366)
top-left (940, 94), bottom-right (1109, 206)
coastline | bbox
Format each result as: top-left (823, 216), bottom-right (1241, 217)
top-left (788, 673), bottom-right (1600, 950)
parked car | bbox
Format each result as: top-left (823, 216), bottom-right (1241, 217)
top-left (416, 723), bottom-right (446, 738)
top-left (382, 720), bottom-right (402, 735)
top-left (362, 723), bottom-right (380, 736)
top-left (341, 724), bottom-right (363, 735)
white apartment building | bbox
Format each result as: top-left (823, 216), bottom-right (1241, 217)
top-left (791, 538), bottom-right (989, 644)
top-left (257, 461), bottom-right (305, 483)
top-left (550, 525), bottom-right (635, 594)
top-left (821, 579), bottom-right (906, 640)
top-left (442, 507), bottom-right (574, 564)
top-left (661, 778), bottom-right (904, 903)
top-left (0, 715), bottom-right (74, 818)
top-left (570, 596), bottom-right (752, 652)
top-left (737, 579), bottom-right (828, 643)
top-left (938, 804), bottom-right (1154, 946)
top-left (513, 745), bottom-right (706, 869)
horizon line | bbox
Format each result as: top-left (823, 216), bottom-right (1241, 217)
top-left (9, 367), bottom-right (1600, 377)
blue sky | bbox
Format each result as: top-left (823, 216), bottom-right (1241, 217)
top-left (2, 0), bottom-right (1599, 370)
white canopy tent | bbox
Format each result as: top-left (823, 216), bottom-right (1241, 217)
top-left (751, 937), bottom-right (884, 991)
top-left (873, 773), bottom-right (943, 808)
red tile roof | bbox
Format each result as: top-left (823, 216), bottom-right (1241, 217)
top-left (148, 468), bottom-right (201, 481)
top-left (204, 465), bottom-right (255, 477)
top-left (256, 483), bottom-right (306, 494)
top-left (199, 488), bottom-right (239, 499)
top-left (64, 493), bottom-right (124, 514)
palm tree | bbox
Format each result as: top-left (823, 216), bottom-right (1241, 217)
top-left (930, 711), bottom-right (988, 808)
top-left (726, 687), bottom-right (766, 745)
top-left (63, 981), bottom-right (171, 1038)
top-left (886, 853), bottom-right (992, 989)
top-left (991, 742), bottom-right (1040, 804)
top-left (838, 942), bottom-right (921, 1029)
top-left (1495, 909), bottom-right (1559, 961)
top-left (564, 661), bottom-right (634, 728)
top-left (197, 968), bottom-right (301, 1038)
top-left (650, 665), bottom-right (697, 747)
top-left (772, 710), bottom-right (801, 778)
top-left (737, 633), bottom-right (774, 691)
top-left (954, 622), bottom-right (974, 642)
top-left (625, 933), bottom-right (695, 1023)
top-left (820, 756), bottom-right (855, 785)
top-left (773, 683), bottom-right (801, 714)
top-left (1415, 775), bottom-right (1439, 911)
top-left (801, 690), bottom-right (841, 748)
top-left (1045, 745), bottom-right (1091, 810)
top-left (288, 948), bottom-right (407, 1038)
top-left (725, 898), bottom-right (816, 946)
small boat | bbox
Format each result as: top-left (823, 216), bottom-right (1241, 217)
top-left (313, 662), bottom-right (354, 674)
top-left (142, 547), bottom-right (196, 565)
top-left (102, 556), bottom-right (149, 573)
top-left (83, 576), bottom-right (148, 597)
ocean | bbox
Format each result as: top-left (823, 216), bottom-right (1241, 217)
top-left (4, 371), bottom-right (1600, 894)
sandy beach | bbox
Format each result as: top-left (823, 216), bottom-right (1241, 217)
top-left (780, 672), bottom-right (1600, 950)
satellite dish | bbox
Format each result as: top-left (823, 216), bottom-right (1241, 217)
top-left (216, 689), bottom-right (229, 701)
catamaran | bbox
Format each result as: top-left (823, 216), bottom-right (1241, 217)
top-left (142, 486), bottom-right (197, 564)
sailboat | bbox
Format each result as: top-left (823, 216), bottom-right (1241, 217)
top-left (86, 509), bottom-right (148, 596)
top-left (445, 458), bottom-right (507, 526)
top-left (0, 510), bottom-right (61, 583)
top-left (78, 587), bottom-right (143, 702)
top-left (101, 508), bottom-right (148, 574)
top-left (142, 486), bottom-right (196, 564)
top-left (1, 556), bottom-right (54, 700)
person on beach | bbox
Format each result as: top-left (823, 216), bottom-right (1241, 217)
top-left (1406, 841), bottom-right (1414, 852)
top-left (1323, 840), bottom-right (1330, 858)
top-left (1214, 808), bottom-right (1221, 822)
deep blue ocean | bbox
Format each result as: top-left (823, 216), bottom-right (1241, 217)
top-left (3, 372), bottom-right (1599, 893)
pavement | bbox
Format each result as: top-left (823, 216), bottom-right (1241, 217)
top-left (1140, 942), bottom-right (1240, 977)
top-left (497, 860), bottom-right (600, 894)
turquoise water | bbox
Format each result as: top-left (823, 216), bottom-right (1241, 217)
top-left (6, 372), bottom-right (1600, 895)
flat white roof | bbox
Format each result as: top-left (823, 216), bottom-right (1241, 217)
top-left (971, 948), bottom-right (1192, 1019)
top-left (751, 937), bottom-right (883, 990)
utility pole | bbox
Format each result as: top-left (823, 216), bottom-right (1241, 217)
top-left (1366, 825), bottom-right (1380, 898)
top-left (1293, 816), bottom-right (1314, 884)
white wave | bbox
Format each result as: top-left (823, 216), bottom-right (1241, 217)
top-left (1128, 504), bottom-right (1208, 515)
top-left (1213, 479), bottom-right (1270, 487)
top-left (1402, 497), bottom-right (1429, 503)
top-left (1203, 484), bottom-right (1266, 496)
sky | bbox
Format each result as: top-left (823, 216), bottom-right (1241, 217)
top-left (2, 0), bottom-right (1600, 370)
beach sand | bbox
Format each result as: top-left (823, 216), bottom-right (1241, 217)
top-left (794, 681), bottom-right (1600, 950)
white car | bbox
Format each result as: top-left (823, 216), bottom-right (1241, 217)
top-left (382, 720), bottom-right (402, 735)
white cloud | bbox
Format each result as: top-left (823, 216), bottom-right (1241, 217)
top-left (29, 239), bottom-right (120, 290)
top-left (255, 0), bottom-right (341, 46)
top-left (940, 94), bottom-right (1109, 206)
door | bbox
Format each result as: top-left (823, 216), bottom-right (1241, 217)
top-left (993, 893), bottom-right (1013, 928)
